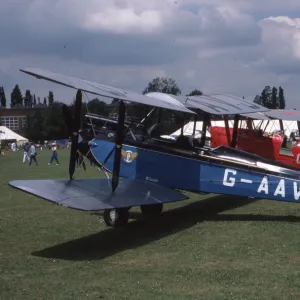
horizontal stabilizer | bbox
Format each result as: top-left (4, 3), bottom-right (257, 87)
top-left (8, 178), bottom-right (187, 211)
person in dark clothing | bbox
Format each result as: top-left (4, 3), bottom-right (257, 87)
top-left (23, 142), bottom-right (30, 163)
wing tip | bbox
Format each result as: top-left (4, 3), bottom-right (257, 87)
top-left (20, 68), bottom-right (44, 80)
top-left (8, 180), bottom-right (20, 186)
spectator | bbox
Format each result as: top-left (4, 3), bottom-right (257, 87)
top-left (48, 143), bottom-right (59, 165)
top-left (23, 142), bottom-right (30, 163)
top-left (29, 143), bottom-right (38, 166)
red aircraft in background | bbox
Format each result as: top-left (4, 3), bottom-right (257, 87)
top-left (210, 109), bottom-right (300, 168)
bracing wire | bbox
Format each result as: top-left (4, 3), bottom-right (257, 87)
top-left (83, 92), bottom-right (96, 138)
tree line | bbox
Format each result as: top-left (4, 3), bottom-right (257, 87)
top-left (0, 77), bottom-right (287, 141)
top-left (0, 84), bottom-right (54, 108)
top-left (253, 86), bottom-right (285, 109)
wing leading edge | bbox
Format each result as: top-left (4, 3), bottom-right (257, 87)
top-left (20, 68), bottom-right (272, 116)
top-left (145, 92), bottom-right (271, 115)
top-left (8, 178), bottom-right (188, 211)
top-left (264, 109), bottom-right (300, 121)
top-left (242, 109), bottom-right (300, 121)
top-left (183, 94), bottom-right (271, 115)
top-left (20, 68), bottom-right (194, 114)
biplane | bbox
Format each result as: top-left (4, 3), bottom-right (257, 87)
top-left (8, 68), bottom-right (300, 227)
top-left (209, 109), bottom-right (300, 168)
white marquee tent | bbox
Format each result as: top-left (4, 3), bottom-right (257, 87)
top-left (0, 126), bottom-right (28, 142)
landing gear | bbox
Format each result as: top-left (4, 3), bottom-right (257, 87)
top-left (140, 203), bottom-right (163, 218)
top-left (102, 204), bottom-right (164, 227)
top-left (103, 208), bottom-right (129, 227)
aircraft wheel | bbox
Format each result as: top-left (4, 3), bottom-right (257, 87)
top-left (103, 208), bottom-right (129, 227)
top-left (140, 203), bottom-right (163, 218)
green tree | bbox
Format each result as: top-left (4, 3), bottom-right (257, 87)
top-left (25, 103), bottom-right (69, 140)
top-left (253, 95), bottom-right (262, 105)
top-left (278, 86), bottom-right (285, 109)
top-left (0, 87), bottom-right (6, 107)
top-left (142, 77), bottom-right (186, 134)
top-left (24, 89), bottom-right (32, 108)
top-left (142, 77), bottom-right (181, 95)
top-left (48, 91), bottom-right (54, 106)
top-left (84, 98), bottom-right (110, 116)
top-left (254, 85), bottom-right (286, 109)
top-left (33, 94), bottom-right (37, 106)
top-left (26, 110), bottom-right (47, 140)
top-left (271, 86), bottom-right (278, 109)
top-left (187, 89), bottom-right (203, 96)
top-left (253, 86), bottom-right (274, 108)
top-left (43, 102), bottom-right (68, 139)
top-left (37, 96), bottom-right (41, 105)
top-left (10, 84), bottom-right (23, 107)
top-left (43, 97), bottom-right (47, 106)
top-left (261, 86), bottom-right (271, 108)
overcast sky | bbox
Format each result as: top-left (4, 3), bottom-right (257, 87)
top-left (0, 0), bottom-right (300, 108)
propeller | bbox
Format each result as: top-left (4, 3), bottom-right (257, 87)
top-left (62, 93), bottom-right (125, 190)
top-left (62, 89), bottom-right (82, 180)
top-left (111, 100), bottom-right (125, 192)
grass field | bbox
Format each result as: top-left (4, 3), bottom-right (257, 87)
top-left (2, 149), bottom-right (300, 299)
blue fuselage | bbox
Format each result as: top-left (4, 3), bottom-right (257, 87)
top-left (90, 139), bottom-right (300, 204)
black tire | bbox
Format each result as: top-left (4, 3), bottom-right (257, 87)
top-left (103, 208), bottom-right (129, 227)
top-left (140, 203), bottom-right (163, 218)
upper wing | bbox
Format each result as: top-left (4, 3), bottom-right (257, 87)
top-left (240, 112), bottom-right (270, 120)
top-left (264, 109), bottom-right (300, 121)
top-left (242, 109), bottom-right (300, 121)
top-left (179, 94), bottom-right (270, 115)
top-left (20, 68), bottom-right (195, 114)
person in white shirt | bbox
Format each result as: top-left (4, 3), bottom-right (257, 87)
top-left (29, 143), bottom-right (38, 166)
top-left (48, 143), bottom-right (59, 165)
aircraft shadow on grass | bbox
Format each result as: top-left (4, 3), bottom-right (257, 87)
top-left (31, 194), bottom-right (300, 261)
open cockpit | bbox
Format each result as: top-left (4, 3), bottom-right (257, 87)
top-left (81, 110), bottom-right (300, 180)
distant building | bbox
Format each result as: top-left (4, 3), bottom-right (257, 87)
top-left (0, 106), bottom-right (47, 134)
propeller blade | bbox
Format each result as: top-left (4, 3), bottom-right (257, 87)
top-left (73, 90), bottom-right (82, 133)
top-left (111, 100), bottom-right (125, 192)
top-left (69, 89), bottom-right (82, 180)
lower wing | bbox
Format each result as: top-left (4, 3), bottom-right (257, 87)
top-left (8, 178), bottom-right (188, 211)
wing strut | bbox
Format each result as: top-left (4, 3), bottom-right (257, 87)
top-left (111, 100), bottom-right (126, 192)
top-left (231, 114), bottom-right (239, 148)
top-left (200, 112), bottom-right (210, 147)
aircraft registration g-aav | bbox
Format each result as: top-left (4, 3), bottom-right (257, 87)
top-left (8, 67), bottom-right (300, 227)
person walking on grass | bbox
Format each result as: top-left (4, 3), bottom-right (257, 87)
top-left (48, 143), bottom-right (59, 165)
top-left (29, 142), bottom-right (38, 166)
top-left (23, 142), bottom-right (30, 163)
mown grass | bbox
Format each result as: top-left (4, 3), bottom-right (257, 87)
top-left (1, 148), bottom-right (300, 299)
